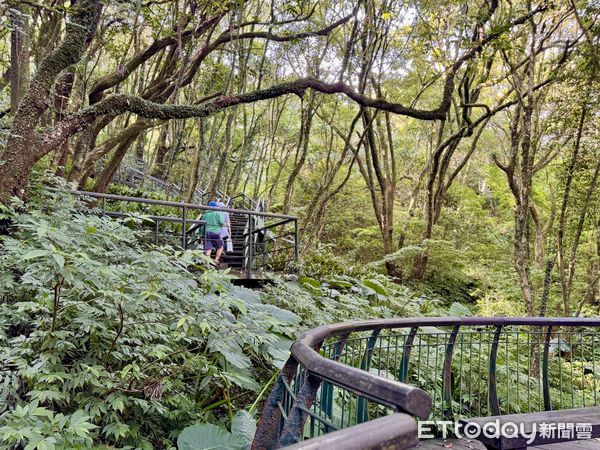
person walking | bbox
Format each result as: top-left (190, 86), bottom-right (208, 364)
top-left (216, 201), bottom-right (232, 253)
top-left (203, 201), bottom-right (225, 266)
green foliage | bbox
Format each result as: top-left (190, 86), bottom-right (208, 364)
top-left (177, 424), bottom-right (241, 450)
top-left (0, 404), bottom-right (96, 450)
top-left (301, 246), bottom-right (371, 279)
top-left (0, 187), bottom-right (299, 449)
top-left (177, 409), bottom-right (256, 450)
top-left (264, 269), bottom-right (422, 329)
top-left (230, 410), bottom-right (256, 450)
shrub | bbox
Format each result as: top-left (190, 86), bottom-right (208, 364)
top-left (0, 187), bottom-right (298, 449)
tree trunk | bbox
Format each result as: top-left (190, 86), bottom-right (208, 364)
top-left (92, 135), bottom-right (138, 193)
top-left (557, 105), bottom-right (586, 315)
top-left (209, 112), bottom-right (234, 197)
top-left (0, 0), bottom-right (102, 202)
top-left (52, 71), bottom-right (75, 176)
top-left (283, 96), bottom-right (315, 214)
top-left (185, 118), bottom-right (205, 202)
top-left (9, 5), bottom-right (30, 115)
top-left (151, 128), bottom-right (170, 179)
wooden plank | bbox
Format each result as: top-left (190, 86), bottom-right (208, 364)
top-left (545, 440), bottom-right (600, 449)
top-left (416, 437), bottom-right (600, 450)
top-left (460, 407), bottom-right (600, 449)
top-left (416, 438), bottom-right (493, 449)
top-left (463, 406), bottom-right (600, 426)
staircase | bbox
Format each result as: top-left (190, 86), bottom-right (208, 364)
top-left (221, 211), bottom-right (248, 270)
top-left (64, 189), bottom-right (297, 280)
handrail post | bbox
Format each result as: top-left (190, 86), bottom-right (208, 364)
top-left (442, 326), bottom-right (460, 421)
top-left (277, 374), bottom-right (323, 447)
top-left (398, 327), bottom-right (418, 383)
top-left (321, 333), bottom-right (351, 425)
top-left (488, 325), bottom-right (503, 416)
top-left (154, 220), bottom-right (159, 246)
top-left (182, 206), bottom-right (187, 249)
top-left (543, 325), bottom-right (553, 411)
top-left (253, 357), bottom-right (299, 450)
top-left (247, 213), bottom-right (254, 278)
top-left (294, 219), bottom-right (299, 267)
top-left (357, 329), bottom-right (382, 423)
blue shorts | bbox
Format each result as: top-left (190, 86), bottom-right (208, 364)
top-left (205, 232), bottom-right (223, 251)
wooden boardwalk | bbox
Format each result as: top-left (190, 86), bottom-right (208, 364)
top-left (416, 438), bottom-right (600, 449)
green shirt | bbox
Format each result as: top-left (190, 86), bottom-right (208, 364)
top-left (203, 210), bottom-right (224, 234)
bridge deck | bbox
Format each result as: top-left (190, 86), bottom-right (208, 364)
top-left (416, 438), bottom-right (600, 449)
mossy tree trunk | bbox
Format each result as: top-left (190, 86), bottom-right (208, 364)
top-left (0, 0), bottom-right (102, 202)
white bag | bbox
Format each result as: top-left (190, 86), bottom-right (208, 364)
top-left (226, 239), bottom-right (233, 252)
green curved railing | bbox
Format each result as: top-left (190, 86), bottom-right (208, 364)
top-left (252, 317), bottom-right (600, 449)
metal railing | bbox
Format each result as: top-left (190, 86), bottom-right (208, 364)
top-left (113, 162), bottom-right (208, 204)
top-left (63, 190), bottom-right (299, 275)
top-left (254, 317), bottom-right (600, 449)
top-left (113, 160), bottom-right (236, 207)
top-left (229, 192), bottom-right (259, 211)
top-left (281, 414), bottom-right (418, 450)
top-left (242, 198), bottom-right (298, 277)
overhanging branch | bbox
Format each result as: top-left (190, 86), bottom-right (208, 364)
top-left (39, 76), bottom-right (448, 151)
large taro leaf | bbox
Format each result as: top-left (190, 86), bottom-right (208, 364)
top-left (253, 303), bottom-right (300, 325)
top-left (228, 286), bottom-right (261, 306)
top-left (177, 423), bottom-right (242, 450)
top-left (231, 410), bottom-right (256, 450)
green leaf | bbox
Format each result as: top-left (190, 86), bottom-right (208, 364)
top-left (448, 302), bottom-right (472, 317)
top-left (177, 424), bottom-right (241, 450)
top-left (231, 410), bottom-right (256, 450)
top-left (218, 347), bottom-right (251, 369)
top-left (299, 276), bottom-right (320, 288)
top-left (102, 421), bottom-right (130, 440)
top-left (222, 371), bottom-right (261, 392)
top-left (263, 336), bottom-right (292, 369)
top-left (52, 253), bottom-right (65, 269)
top-left (23, 249), bottom-right (50, 260)
top-left (362, 279), bottom-right (388, 297)
top-left (31, 407), bottom-right (53, 418)
top-left (256, 304), bottom-right (299, 326)
top-left (68, 410), bottom-right (97, 437)
top-left (109, 395), bottom-right (125, 413)
top-left (328, 276), bottom-right (353, 289)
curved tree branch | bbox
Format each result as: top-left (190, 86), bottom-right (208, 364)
top-left (39, 76), bottom-right (450, 151)
top-left (88, 11), bottom-right (354, 104)
top-left (88, 13), bottom-right (225, 103)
